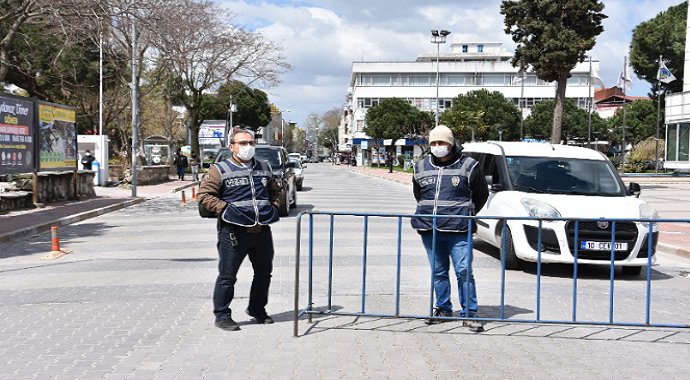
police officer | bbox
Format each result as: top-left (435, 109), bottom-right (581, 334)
top-left (411, 125), bottom-right (488, 332)
top-left (198, 130), bottom-right (281, 331)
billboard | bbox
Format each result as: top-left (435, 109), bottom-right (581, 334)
top-left (0, 94), bottom-right (36, 175)
top-left (199, 122), bottom-right (225, 146)
top-left (37, 102), bottom-right (78, 170)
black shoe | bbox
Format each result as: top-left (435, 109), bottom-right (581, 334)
top-left (246, 308), bottom-right (274, 324)
top-left (425, 308), bottom-right (453, 325)
top-left (462, 319), bottom-right (484, 333)
top-left (215, 318), bottom-right (240, 331)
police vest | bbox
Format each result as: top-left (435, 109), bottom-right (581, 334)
top-left (215, 159), bottom-right (279, 227)
top-left (411, 155), bottom-right (478, 232)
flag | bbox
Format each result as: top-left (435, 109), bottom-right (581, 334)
top-left (616, 63), bottom-right (634, 90)
top-left (590, 67), bottom-right (605, 88)
top-left (512, 67), bottom-right (525, 85)
top-left (657, 61), bottom-right (676, 84)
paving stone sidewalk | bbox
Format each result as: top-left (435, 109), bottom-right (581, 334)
top-left (1, 164), bottom-right (689, 379)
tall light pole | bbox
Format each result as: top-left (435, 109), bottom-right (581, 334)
top-left (431, 29), bottom-right (450, 128)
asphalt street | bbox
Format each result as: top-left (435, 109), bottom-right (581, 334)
top-left (1, 163), bottom-right (689, 379)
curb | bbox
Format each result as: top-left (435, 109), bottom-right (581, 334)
top-left (351, 169), bottom-right (412, 186)
top-left (657, 243), bottom-right (690, 260)
top-left (0, 198), bottom-right (147, 245)
top-left (0, 180), bottom-right (199, 245)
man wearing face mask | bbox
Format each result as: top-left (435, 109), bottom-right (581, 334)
top-left (197, 130), bottom-right (281, 331)
top-left (412, 125), bottom-right (488, 332)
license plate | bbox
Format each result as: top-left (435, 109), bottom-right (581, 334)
top-left (580, 241), bottom-right (628, 251)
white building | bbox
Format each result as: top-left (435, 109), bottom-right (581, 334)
top-left (663, 3), bottom-right (690, 173)
top-left (342, 42), bottom-right (601, 165)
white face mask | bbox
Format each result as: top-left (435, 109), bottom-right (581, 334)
top-left (235, 145), bottom-right (255, 161)
top-left (430, 145), bottom-right (450, 158)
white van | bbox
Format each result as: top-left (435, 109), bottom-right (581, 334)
top-left (463, 141), bottom-right (659, 275)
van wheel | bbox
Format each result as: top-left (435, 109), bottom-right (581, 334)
top-left (622, 266), bottom-right (642, 276)
top-left (502, 227), bottom-right (521, 270)
top-left (278, 191), bottom-right (289, 216)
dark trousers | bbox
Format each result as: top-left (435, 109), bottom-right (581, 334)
top-left (213, 224), bottom-right (274, 321)
top-left (176, 165), bottom-right (185, 179)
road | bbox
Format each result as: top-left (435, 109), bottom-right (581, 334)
top-left (0, 163), bottom-right (689, 379)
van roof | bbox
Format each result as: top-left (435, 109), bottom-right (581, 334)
top-left (463, 141), bottom-right (606, 160)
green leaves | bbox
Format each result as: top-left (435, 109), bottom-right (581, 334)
top-left (501, 0), bottom-right (606, 143)
top-left (363, 98), bottom-right (432, 144)
top-left (630, 1), bottom-right (686, 96)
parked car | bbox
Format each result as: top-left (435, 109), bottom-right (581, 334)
top-left (463, 141), bottom-right (659, 275)
top-left (288, 153), bottom-right (301, 163)
top-left (210, 145), bottom-right (296, 216)
top-left (289, 158), bottom-right (305, 190)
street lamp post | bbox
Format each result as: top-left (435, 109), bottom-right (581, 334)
top-left (431, 30), bottom-right (450, 128)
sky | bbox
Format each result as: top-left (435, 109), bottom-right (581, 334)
top-left (216, 0), bottom-right (686, 127)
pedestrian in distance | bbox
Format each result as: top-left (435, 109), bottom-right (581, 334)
top-left (411, 125), bottom-right (489, 332)
top-left (387, 151), bottom-right (394, 173)
top-left (173, 150), bottom-right (188, 181)
top-left (189, 151), bottom-right (201, 181)
top-left (80, 150), bottom-right (95, 170)
top-left (197, 130), bottom-right (281, 331)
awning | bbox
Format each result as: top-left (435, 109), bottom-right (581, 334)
top-left (607, 146), bottom-right (621, 154)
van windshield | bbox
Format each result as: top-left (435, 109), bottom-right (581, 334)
top-left (214, 147), bottom-right (282, 169)
top-left (506, 156), bottom-right (625, 196)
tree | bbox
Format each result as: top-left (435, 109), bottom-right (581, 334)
top-left (443, 89), bottom-right (520, 141)
top-left (440, 109), bottom-right (487, 143)
top-left (154, 0), bottom-right (290, 155)
top-left (501, 0), bottom-right (607, 144)
top-left (364, 98), bottom-right (432, 165)
top-left (364, 98), bottom-right (430, 142)
top-left (630, 1), bottom-right (686, 97)
top-left (524, 99), bottom-right (607, 143)
top-left (316, 107), bottom-right (343, 154)
top-left (217, 81), bottom-right (271, 133)
top-left (606, 99), bottom-right (657, 146)
top-left (0, 0), bottom-right (100, 83)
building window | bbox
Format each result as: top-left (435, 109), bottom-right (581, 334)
top-left (469, 75), bottom-right (483, 86)
top-left (372, 74), bottom-right (390, 86)
top-left (462, 45), bottom-right (468, 53)
top-left (680, 123), bottom-right (690, 161)
top-left (478, 45), bottom-right (484, 53)
top-left (445, 74), bottom-right (466, 86)
top-left (483, 74), bottom-right (507, 85)
top-left (409, 75), bottom-right (431, 86)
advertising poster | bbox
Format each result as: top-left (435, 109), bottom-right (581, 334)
top-left (37, 103), bottom-right (77, 170)
top-left (0, 94), bottom-right (35, 175)
top-left (199, 123), bottom-right (225, 146)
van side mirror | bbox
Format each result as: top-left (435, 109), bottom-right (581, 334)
top-left (628, 182), bottom-right (641, 198)
top-left (485, 174), bottom-right (502, 192)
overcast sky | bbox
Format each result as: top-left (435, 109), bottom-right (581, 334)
top-left (216, 0), bottom-right (686, 127)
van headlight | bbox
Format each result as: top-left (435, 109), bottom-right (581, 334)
top-left (521, 198), bottom-right (561, 219)
top-left (639, 203), bottom-right (659, 227)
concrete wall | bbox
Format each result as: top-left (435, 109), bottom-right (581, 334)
top-left (0, 171), bottom-right (96, 212)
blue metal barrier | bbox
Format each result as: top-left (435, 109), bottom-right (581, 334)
top-left (293, 211), bottom-right (689, 337)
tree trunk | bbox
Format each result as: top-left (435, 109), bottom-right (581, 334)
top-left (551, 75), bottom-right (568, 144)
